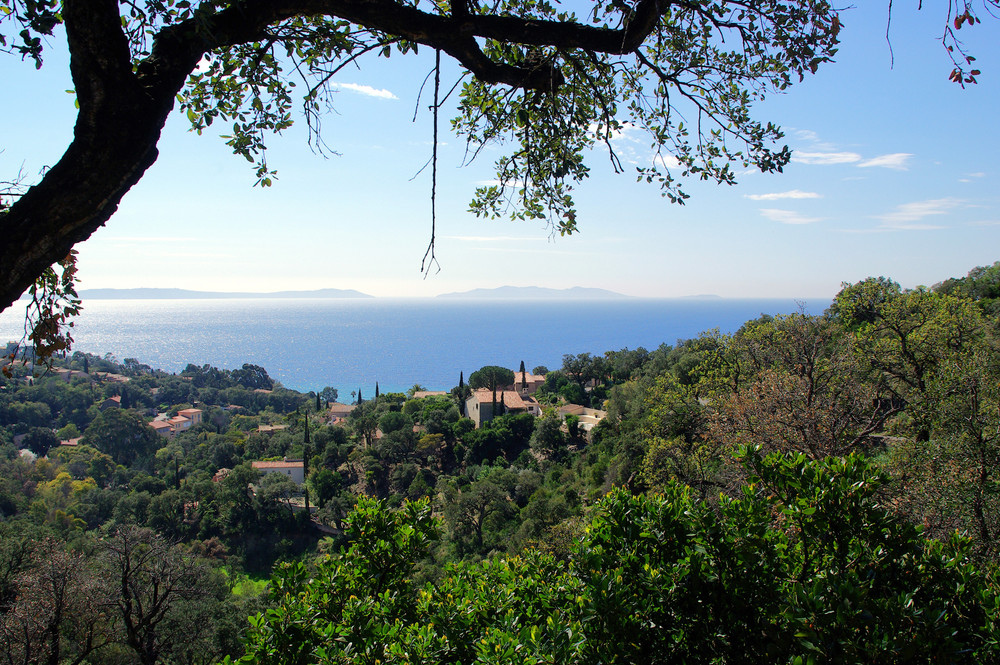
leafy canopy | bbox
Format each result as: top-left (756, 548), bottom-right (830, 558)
top-left (2, 0), bottom-right (842, 230)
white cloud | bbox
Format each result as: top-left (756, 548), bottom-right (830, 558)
top-left (790, 129), bottom-right (839, 152)
top-left (873, 198), bottom-right (961, 229)
top-left (108, 236), bottom-right (198, 243)
top-left (759, 209), bottom-right (824, 225)
top-left (653, 153), bottom-right (683, 170)
top-left (744, 190), bottom-right (823, 201)
top-left (471, 247), bottom-right (580, 255)
top-left (791, 151), bottom-right (862, 165)
top-left (444, 235), bottom-right (543, 243)
top-left (332, 83), bottom-right (398, 99)
top-left (588, 121), bottom-right (639, 143)
top-left (858, 153), bottom-right (912, 170)
top-left (586, 122), bottom-right (683, 169)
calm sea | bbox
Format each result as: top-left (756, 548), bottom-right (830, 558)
top-left (0, 298), bottom-right (829, 394)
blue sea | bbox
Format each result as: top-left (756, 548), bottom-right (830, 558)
top-left (0, 298), bottom-right (830, 394)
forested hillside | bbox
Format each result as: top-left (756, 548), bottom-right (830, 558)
top-left (3, 263), bottom-right (1000, 663)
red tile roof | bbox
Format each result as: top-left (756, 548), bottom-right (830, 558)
top-left (252, 460), bottom-right (304, 470)
top-left (470, 389), bottom-right (527, 410)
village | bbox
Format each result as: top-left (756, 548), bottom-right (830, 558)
top-left (3, 351), bottom-right (608, 505)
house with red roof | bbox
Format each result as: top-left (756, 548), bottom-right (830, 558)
top-left (465, 388), bottom-right (541, 428)
top-left (251, 458), bottom-right (305, 484)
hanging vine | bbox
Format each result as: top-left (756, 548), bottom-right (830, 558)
top-left (421, 49), bottom-right (442, 277)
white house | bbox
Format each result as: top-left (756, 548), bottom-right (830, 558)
top-left (252, 459), bottom-right (305, 484)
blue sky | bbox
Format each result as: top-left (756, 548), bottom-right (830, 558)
top-left (3, 3), bottom-right (999, 299)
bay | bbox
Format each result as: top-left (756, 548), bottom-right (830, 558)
top-left (0, 297), bottom-right (830, 394)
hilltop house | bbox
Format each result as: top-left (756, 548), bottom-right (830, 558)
top-left (327, 402), bottom-right (356, 421)
top-left (100, 395), bottom-right (122, 411)
top-left (150, 408), bottom-right (203, 438)
top-left (508, 370), bottom-right (546, 396)
top-left (557, 404), bottom-right (608, 433)
top-left (465, 388), bottom-right (541, 428)
top-left (412, 390), bottom-right (449, 399)
top-left (252, 458), bottom-right (305, 484)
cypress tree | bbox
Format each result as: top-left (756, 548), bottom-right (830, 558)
top-left (358, 388), bottom-right (363, 404)
top-left (303, 443), bottom-right (311, 516)
top-left (375, 382), bottom-right (380, 399)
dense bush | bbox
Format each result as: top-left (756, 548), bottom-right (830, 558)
top-left (238, 450), bottom-right (1000, 664)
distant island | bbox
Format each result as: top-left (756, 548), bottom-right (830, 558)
top-left (72, 287), bottom-right (374, 300)
top-left (436, 286), bottom-right (629, 299)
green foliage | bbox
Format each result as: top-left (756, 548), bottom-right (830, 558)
top-left (4, 250), bottom-right (81, 377)
top-left (935, 261), bottom-right (1000, 316)
top-left (468, 366), bottom-right (516, 394)
top-left (235, 496), bottom-right (436, 665)
top-left (238, 452), bottom-right (1000, 664)
top-left (831, 279), bottom-right (988, 441)
top-left (81, 408), bottom-right (160, 467)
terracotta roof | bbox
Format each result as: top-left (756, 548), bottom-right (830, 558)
top-left (412, 391), bottom-right (448, 399)
top-left (257, 424), bottom-right (288, 433)
top-left (328, 402), bottom-right (356, 416)
top-left (150, 421), bottom-right (173, 430)
top-left (177, 408), bottom-right (202, 417)
top-left (470, 388), bottom-right (527, 410)
top-left (252, 460), bottom-right (303, 470)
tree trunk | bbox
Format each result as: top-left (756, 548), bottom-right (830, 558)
top-left (0, 0), bottom-right (197, 313)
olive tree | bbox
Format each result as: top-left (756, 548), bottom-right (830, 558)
top-left (0, 0), bottom-right (844, 337)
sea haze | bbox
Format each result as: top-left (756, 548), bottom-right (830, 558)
top-left (0, 298), bottom-right (830, 394)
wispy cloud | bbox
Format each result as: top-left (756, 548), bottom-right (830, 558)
top-left (332, 83), bottom-right (398, 99)
top-left (744, 189), bottom-right (822, 201)
top-left (444, 235), bottom-right (544, 243)
top-left (586, 122), bottom-right (683, 169)
top-left (653, 153), bottom-right (683, 170)
top-left (108, 236), bottom-right (198, 243)
top-left (959, 172), bottom-right (986, 183)
top-left (791, 151), bottom-right (862, 165)
top-left (160, 251), bottom-right (236, 259)
top-left (858, 153), bottom-right (912, 170)
top-left (760, 209), bottom-right (824, 225)
top-left (470, 247), bottom-right (580, 255)
top-left (873, 198), bottom-right (961, 229)
top-left (588, 121), bottom-right (638, 143)
top-left (791, 129), bottom-right (839, 152)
